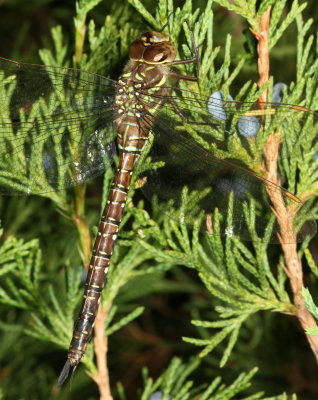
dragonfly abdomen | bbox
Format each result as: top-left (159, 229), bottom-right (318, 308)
top-left (60, 120), bottom-right (151, 383)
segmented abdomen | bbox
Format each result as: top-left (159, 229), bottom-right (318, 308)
top-left (66, 119), bottom-right (150, 367)
top-left (61, 65), bottom-right (167, 379)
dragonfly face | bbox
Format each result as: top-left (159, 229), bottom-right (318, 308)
top-left (129, 31), bottom-right (176, 64)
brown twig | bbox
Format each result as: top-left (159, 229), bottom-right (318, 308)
top-left (73, 185), bottom-right (113, 399)
top-left (90, 306), bottom-right (113, 400)
top-left (251, 7), bottom-right (318, 362)
top-left (250, 7), bottom-right (271, 104)
top-left (73, 184), bottom-right (91, 267)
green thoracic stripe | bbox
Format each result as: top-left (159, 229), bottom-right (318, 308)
top-left (126, 136), bottom-right (148, 140)
top-left (119, 145), bottom-right (142, 152)
top-left (149, 75), bottom-right (166, 88)
top-left (122, 121), bottom-right (138, 127)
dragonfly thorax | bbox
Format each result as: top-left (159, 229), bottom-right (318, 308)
top-left (129, 31), bottom-right (176, 64)
top-left (115, 60), bottom-right (169, 153)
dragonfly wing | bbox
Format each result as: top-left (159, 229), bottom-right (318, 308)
top-left (147, 86), bottom-right (318, 162)
top-left (0, 58), bottom-right (116, 117)
top-left (138, 108), bottom-right (316, 243)
top-left (0, 58), bottom-right (117, 194)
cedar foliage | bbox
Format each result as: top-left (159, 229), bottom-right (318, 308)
top-left (0, 0), bottom-right (318, 399)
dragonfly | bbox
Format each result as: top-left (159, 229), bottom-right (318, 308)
top-left (0, 30), bottom-right (316, 384)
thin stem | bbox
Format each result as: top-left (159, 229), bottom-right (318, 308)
top-left (73, 184), bottom-right (91, 268)
top-left (75, 19), bottom-right (86, 64)
top-left (264, 135), bottom-right (318, 362)
top-left (91, 306), bottom-right (113, 400)
top-left (250, 7), bottom-right (271, 104)
top-left (251, 7), bottom-right (318, 362)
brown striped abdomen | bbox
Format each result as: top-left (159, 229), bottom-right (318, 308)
top-left (66, 112), bottom-right (154, 367)
top-left (67, 150), bottom-right (140, 365)
top-left (64, 63), bottom-right (167, 370)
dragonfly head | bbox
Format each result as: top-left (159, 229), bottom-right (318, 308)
top-left (129, 31), bottom-right (176, 64)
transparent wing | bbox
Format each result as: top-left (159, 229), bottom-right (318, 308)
top-left (137, 107), bottom-right (316, 244)
top-left (0, 58), bottom-right (117, 194)
top-left (140, 85), bottom-right (318, 163)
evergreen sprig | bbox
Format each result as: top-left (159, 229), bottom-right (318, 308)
top-left (117, 357), bottom-right (296, 399)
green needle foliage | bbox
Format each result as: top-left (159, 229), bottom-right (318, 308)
top-left (0, 0), bottom-right (318, 399)
top-left (117, 358), bottom-right (294, 400)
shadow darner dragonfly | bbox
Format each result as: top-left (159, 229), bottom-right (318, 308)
top-left (0, 30), bottom-right (316, 383)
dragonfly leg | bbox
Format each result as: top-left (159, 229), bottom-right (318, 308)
top-left (168, 57), bottom-right (198, 66)
top-left (167, 95), bottom-right (218, 127)
top-left (167, 20), bottom-right (200, 78)
top-left (169, 70), bottom-right (197, 81)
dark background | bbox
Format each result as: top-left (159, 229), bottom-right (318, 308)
top-left (1, 0), bottom-right (318, 85)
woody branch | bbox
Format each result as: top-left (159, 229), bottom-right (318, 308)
top-left (250, 6), bottom-right (318, 362)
